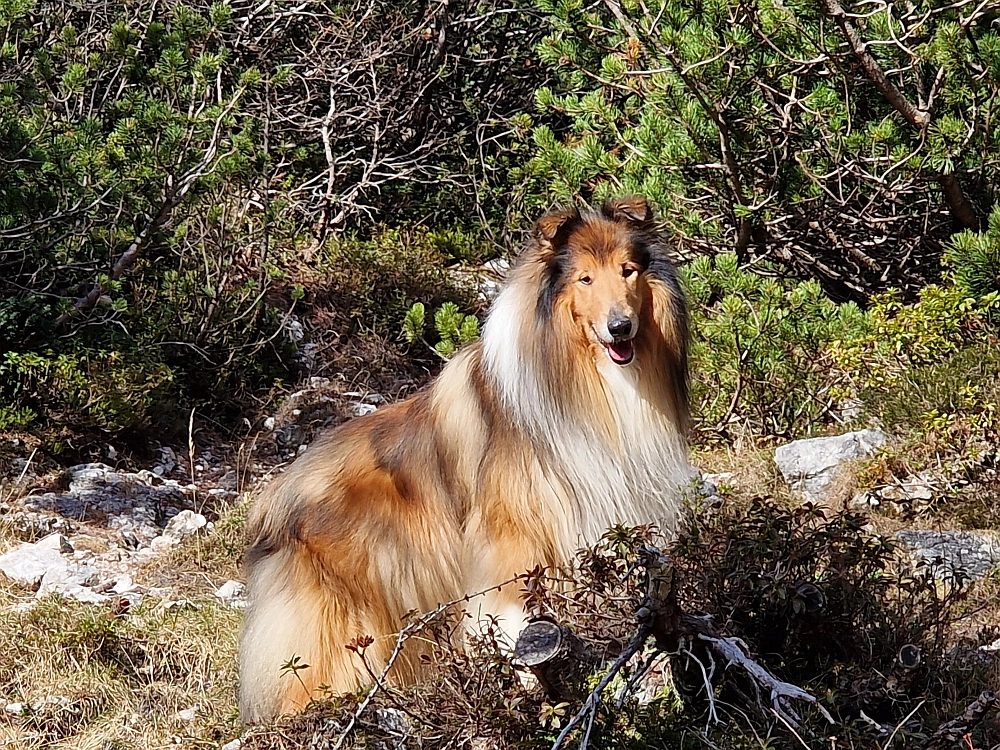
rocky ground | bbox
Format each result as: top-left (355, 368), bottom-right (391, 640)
top-left (1, 385), bottom-right (999, 748)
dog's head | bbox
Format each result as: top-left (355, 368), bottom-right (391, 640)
top-left (532, 197), bottom-right (668, 366)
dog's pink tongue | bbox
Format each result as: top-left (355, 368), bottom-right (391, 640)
top-left (607, 341), bottom-right (634, 364)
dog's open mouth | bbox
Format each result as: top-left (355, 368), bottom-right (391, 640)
top-left (604, 340), bottom-right (634, 365)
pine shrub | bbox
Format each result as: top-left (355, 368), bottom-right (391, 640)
top-left (522, 0), bottom-right (1000, 298)
top-left (944, 204), bottom-right (1000, 298)
top-left (683, 253), bottom-right (869, 439)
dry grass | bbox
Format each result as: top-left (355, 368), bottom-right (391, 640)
top-left (0, 497), bottom-right (248, 750)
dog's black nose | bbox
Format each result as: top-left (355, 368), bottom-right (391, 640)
top-left (607, 316), bottom-right (633, 339)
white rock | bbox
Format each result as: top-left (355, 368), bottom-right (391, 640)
top-left (35, 533), bottom-right (73, 554)
top-left (263, 417), bottom-right (276, 431)
top-left (351, 402), bottom-right (377, 417)
top-left (5, 703), bottom-right (24, 715)
top-left (309, 377), bottom-right (331, 389)
top-left (214, 580), bottom-right (247, 608)
top-left (119, 591), bottom-right (143, 608)
top-left (703, 472), bottom-right (734, 486)
top-left (176, 706), bottom-right (198, 722)
top-left (162, 510), bottom-right (208, 543)
top-left (774, 429), bottom-right (887, 502)
top-left (38, 563), bottom-right (99, 591)
top-left (482, 257), bottom-right (511, 276)
top-left (0, 544), bottom-right (70, 588)
top-left (35, 559), bottom-right (109, 605)
top-left (112, 575), bottom-right (136, 594)
top-left (149, 535), bottom-right (177, 553)
top-left (221, 740), bottom-right (243, 750)
top-left (66, 463), bottom-right (113, 492)
top-left (39, 583), bottom-right (109, 605)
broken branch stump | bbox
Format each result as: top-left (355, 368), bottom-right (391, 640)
top-left (514, 618), bottom-right (597, 700)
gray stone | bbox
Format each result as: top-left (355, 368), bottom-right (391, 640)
top-left (25, 463), bottom-right (188, 528)
top-left (375, 707), bottom-right (412, 749)
top-left (112, 575), bottom-right (136, 594)
top-left (275, 423), bottom-right (305, 448)
top-left (774, 429), bottom-right (887, 501)
top-left (351, 402), bottom-right (377, 417)
top-left (152, 447), bottom-right (177, 477)
top-left (159, 598), bottom-right (197, 611)
top-left (38, 562), bottom-right (100, 590)
top-left (896, 529), bottom-right (1000, 581)
top-left (38, 581), bottom-right (109, 605)
top-left (218, 470), bottom-right (239, 490)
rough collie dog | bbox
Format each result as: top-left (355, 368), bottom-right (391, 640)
top-left (239, 196), bottom-right (695, 722)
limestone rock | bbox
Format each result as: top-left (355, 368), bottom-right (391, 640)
top-left (25, 463), bottom-right (189, 533)
top-left (38, 562), bottom-right (100, 591)
top-left (0, 543), bottom-right (70, 588)
top-left (896, 529), bottom-right (1000, 581)
top-left (774, 429), bottom-right (887, 501)
top-left (35, 533), bottom-right (73, 554)
top-left (161, 510), bottom-right (208, 544)
top-left (350, 402), bottom-right (377, 417)
top-left (214, 580), bottom-right (247, 608)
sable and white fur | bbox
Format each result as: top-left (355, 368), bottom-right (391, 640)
top-left (239, 197), bottom-right (696, 722)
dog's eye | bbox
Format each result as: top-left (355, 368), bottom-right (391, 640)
top-left (580, 275), bottom-right (592, 285)
top-left (622, 266), bottom-right (635, 279)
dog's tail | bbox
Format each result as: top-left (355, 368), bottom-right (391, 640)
top-left (237, 457), bottom-right (465, 722)
top-left (237, 490), bottom-right (408, 722)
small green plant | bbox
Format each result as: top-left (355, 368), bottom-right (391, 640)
top-left (402, 302), bottom-right (427, 345)
top-left (830, 284), bottom-right (1000, 392)
top-left (1, 349), bottom-right (175, 432)
top-left (402, 301), bottom-right (479, 359)
top-left (433, 303), bottom-right (480, 358)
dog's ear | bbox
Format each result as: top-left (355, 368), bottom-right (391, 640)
top-left (533, 208), bottom-right (580, 249)
top-left (605, 196), bottom-right (654, 227)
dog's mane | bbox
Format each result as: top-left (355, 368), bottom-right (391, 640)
top-left (481, 205), bottom-right (688, 432)
top-left (479, 203), bottom-right (693, 540)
